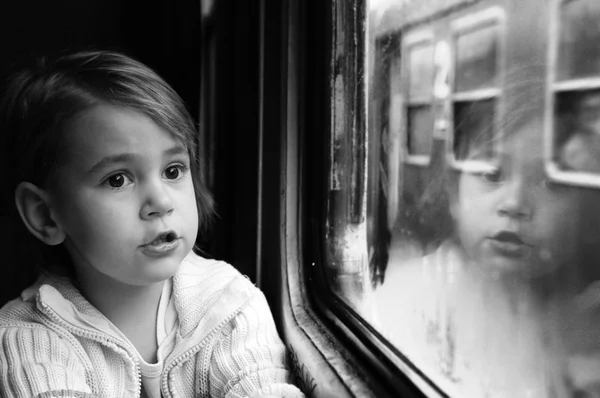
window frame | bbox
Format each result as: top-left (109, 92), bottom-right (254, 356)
top-left (298, 3), bottom-right (513, 398)
top-left (292, 1), bottom-right (465, 397)
top-left (545, 0), bottom-right (600, 188)
top-left (256, 0), bottom-right (427, 396)
top-left (275, 0), bottom-right (445, 396)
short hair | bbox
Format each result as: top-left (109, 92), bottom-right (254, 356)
top-left (0, 50), bottom-right (214, 275)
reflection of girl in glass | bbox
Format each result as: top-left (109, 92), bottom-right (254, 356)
top-left (373, 115), bottom-right (600, 397)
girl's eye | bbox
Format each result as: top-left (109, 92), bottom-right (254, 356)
top-left (103, 173), bottom-right (132, 189)
top-left (480, 168), bottom-right (503, 183)
top-left (165, 164), bottom-right (187, 180)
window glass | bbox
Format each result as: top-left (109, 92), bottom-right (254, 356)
top-left (408, 41), bottom-right (434, 99)
top-left (323, 2), bottom-right (600, 397)
top-left (455, 23), bottom-right (498, 92)
top-left (553, 0), bottom-right (600, 176)
top-left (557, 0), bottom-right (600, 81)
top-left (554, 89), bottom-right (600, 172)
top-left (407, 105), bottom-right (433, 155)
top-left (453, 99), bottom-right (496, 160)
top-left (406, 40), bottom-right (434, 158)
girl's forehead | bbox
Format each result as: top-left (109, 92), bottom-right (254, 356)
top-left (498, 118), bottom-right (543, 153)
top-left (62, 105), bottom-right (188, 165)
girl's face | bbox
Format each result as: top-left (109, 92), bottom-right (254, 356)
top-left (49, 105), bottom-right (199, 287)
top-left (452, 119), bottom-right (582, 280)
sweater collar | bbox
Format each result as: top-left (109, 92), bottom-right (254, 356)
top-left (24, 253), bottom-right (255, 343)
top-left (172, 253), bottom-right (255, 338)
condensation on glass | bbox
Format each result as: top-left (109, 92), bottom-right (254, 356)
top-left (325, 0), bottom-right (600, 397)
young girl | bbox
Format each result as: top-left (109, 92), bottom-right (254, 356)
top-left (0, 50), bottom-right (304, 398)
top-left (372, 115), bottom-right (600, 397)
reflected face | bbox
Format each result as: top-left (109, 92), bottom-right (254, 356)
top-left (453, 119), bottom-right (582, 279)
top-left (49, 105), bottom-right (199, 287)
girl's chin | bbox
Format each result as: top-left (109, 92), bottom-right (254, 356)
top-left (476, 252), bottom-right (563, 282)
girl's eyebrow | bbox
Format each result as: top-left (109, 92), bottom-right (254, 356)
top-left (87, 145), bottom-right (188, 174)
top-left (164, 145), bottom-right (188, 158)
top-left (87, 153), bottom-right (136, 174)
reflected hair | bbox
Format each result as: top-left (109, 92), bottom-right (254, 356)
top-left (0, 50), bottom-right (214, 275)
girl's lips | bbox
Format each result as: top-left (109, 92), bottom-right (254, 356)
top-left (143, 230), bottom-right (178, 246)
top-left (141, 230), bottom-right (180, 256)
top-left (488, 231), bottom-right (531, 258)
top-left (141, 238), bottom-right (180, 257)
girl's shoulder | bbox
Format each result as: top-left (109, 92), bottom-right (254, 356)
top-left (0, 295), bottom-right (40, 328)
top-left (173, 252), bottom-right (262, 336)
top-left (0, 273), bottom-right (89, 332)
top-left (0, 288), bottom-right (61, 342)
top-left (176, 252), bottom-right (257, 295)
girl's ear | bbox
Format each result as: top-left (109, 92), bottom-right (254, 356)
top-left (14, 182), bottom-right (66, 246)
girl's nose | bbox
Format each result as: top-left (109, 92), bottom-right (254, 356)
top-left (496, 177), bottom-right (532, 220)
top-left (140, 181), bottom-right (174, 219)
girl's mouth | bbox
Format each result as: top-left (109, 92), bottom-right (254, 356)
top-left (488, 231), bottom-right (531, 258)
top-left (141, 231), bottom-right (180, 256)
top-left (147, 231), bottom-right (178, 246)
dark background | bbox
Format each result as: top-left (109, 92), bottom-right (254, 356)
top-left (0, 0), bottom-right (262, 305)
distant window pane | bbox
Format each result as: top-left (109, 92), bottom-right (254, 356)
top-left (555, 89), bottom-right (600, 172)
top-left (454, 23), bottom-right (498, 92)
top-left (453, 99), bottom-right (496, 160)
top-left (407, 105), bottom-right (433, 156)
top-left (408, 42), bottom-right (434, 99)
top-left (557, 0), bottom-right (600, 80)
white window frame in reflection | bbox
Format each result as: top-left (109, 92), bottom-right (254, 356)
top-left (545, 0), bottom-right (600, 189)
top-left (402, 29), bottom-right (435, 166)
top-left (447, 6), bottom-right (506, 172)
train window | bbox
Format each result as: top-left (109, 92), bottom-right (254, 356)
top-left (557, 0), bottom-right (600, 81)
top-left (454, 22), bottom-right (498, 91)
top-left (548, 0), bottom-right (600, 186)
top-left (408, 38), bottom-right (434, 99)
top-left (450, 8), bottom-right (504, 166)
top-left (395, 31), bottom-right (434, 165)
top-left (405, 33), bottom-right (434, 163)
top-left (317, 0), bottom-right (600, 397)
top-left (453, 98), bottom-right (495, 161)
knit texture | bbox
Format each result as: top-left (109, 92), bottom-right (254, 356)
top-left (0, 253), bottom-right (304, 398)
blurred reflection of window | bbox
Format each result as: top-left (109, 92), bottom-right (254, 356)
top-left (555, 90), bottom-right (600, 173)
top-left (453, 99), bottom-right (495, 161)
top-left (408, 41), bottom-right (434, 98)
top-left (557, 0), bottom-right (600, 81)
top-left (552, 0), bottom-right (600, 178)
top-left (406, 38), bottom-right (434, 160)
top-left (455, 23), bottom-right (498, 91)
top-left (407, 105), bottom-right (433, 155)
top-left (451, 17), bottom-right (501, 164)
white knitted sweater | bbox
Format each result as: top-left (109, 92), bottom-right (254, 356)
top-left (0, 253), bottom-right (304, 398)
